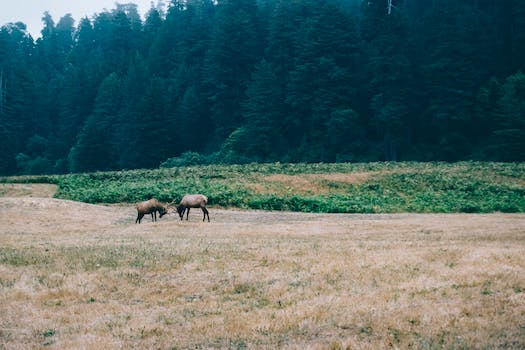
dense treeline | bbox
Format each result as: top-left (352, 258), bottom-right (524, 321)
top-left (0, 0), bottom-right (524, 175)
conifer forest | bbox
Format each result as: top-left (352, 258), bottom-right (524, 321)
top-left (1, 0), bottom-right (524, 175)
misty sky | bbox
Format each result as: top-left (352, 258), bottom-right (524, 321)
top-left (0, 0), bottom-right (157, 38)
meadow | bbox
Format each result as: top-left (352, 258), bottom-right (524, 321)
top-left (0, 195), bottom-right (524, 349)
top-left (1, 162), bottom-right (524, 349)
top-left (2, 161), bottom-right (524, 213)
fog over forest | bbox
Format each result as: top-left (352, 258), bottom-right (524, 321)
top-left (0, 0), bottom-right (524, 175)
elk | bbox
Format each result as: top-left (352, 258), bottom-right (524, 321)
top-left (176, 194), bottom-right (210, 222)
top-left (135, 198), bottom-right (168, 224)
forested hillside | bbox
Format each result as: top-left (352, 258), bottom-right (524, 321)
top-left (1, 0), bottom-right (524, 175)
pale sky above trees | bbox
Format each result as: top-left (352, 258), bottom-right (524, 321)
top-left (0, 0), bottom-right (157, 38)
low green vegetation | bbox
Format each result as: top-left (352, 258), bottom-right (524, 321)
top-left (1, 162), bottom-right (524, 213)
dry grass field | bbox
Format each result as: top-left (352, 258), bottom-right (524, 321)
top-left (1, 184), bottom-right (524, 349)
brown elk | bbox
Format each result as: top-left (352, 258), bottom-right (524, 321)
top-left (176, 194), bottom-right (210, 222)
top-left (135, 198), bottom-right (168, 224)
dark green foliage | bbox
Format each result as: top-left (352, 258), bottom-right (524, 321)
top-left (161, 151), bottom-right (208, 167)
top-left (68, 73), bottom-right (123, 172)
top-left (122, 77), bottom-right (177, 169)
top-left (0, 1), bottom-right (524, 176)
top-left (203, 0), bottom-right (261, 143)
top-left (362, 0), bottom-right (413, 161)
top-left (233, 59), bottom-right (285, 160)
top-left (488, 72), bottom-right (525, 161)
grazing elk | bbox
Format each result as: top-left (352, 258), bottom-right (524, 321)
top-left (135, 198), bottom-right (168, 224)
top-left (177, 194), bottom-right (210, 222)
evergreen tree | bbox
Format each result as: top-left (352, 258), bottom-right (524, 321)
top-left (68, 73), bottom-right (123, 172)
top-left (109, 9), bottom-right (136, 73)
top-left (284, 0), bottom-right (364, 161)
top-left (55, 17), bottom-right (100, 162)
top-left (175, 84), bottom-right (211, 153)
top-left (326, 108), bottom-right (367, 162)
top-left (124, 77), bottom-right (176, 169)
top-left (489, 71), bottom-right (525, 160)
top-left (474, 77), bottom-right (502, 156)
top-left (0, 33), bottom-right (17, 174)
top-left (143, 5), bottom-right (163, 57)
top-left (165, 0), bottom-right (215, 155)
top-left (0, 23), bottom-right (39, 173)
top-left (203, 0), bottom-right (261, 144)
top-left (226, 59), bottom-right (285, 160)
top-left (147, 0), bottom-right (187, 77)
top-left (416, 1), bottom-right (496, 160)
top-left (118, 55), bottom-right (150, 169)
top-left (361, 0), bottom-right (413, 161)
top-left (511, 0), bottom-right (525, 71)
top-left (55, 14), bottom-right (75, 56)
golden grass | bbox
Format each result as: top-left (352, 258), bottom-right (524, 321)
top-left (0, 183), bottom-right (57, 198)
top-left (247, 172), bottom-right (374, 195)
top-left (0, 197), bottom-right (524, 349)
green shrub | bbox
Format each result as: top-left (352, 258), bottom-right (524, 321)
top-left (2, 162), bottom-right (524, 213)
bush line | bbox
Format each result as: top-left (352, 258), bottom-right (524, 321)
top-left (1, 162), bottom-right (523, 213)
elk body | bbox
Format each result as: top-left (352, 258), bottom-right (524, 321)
top-left (135, 198), bottom-right (168, 224)
top-left (177, 194), bottom-right (210, 222)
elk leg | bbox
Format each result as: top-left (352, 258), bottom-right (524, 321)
top-left (202, 207), bottom-right (209, 222)
top-left (186, 208), bottom-right (190, 220)
top-left (136, 213), bottom-right (144, 224)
